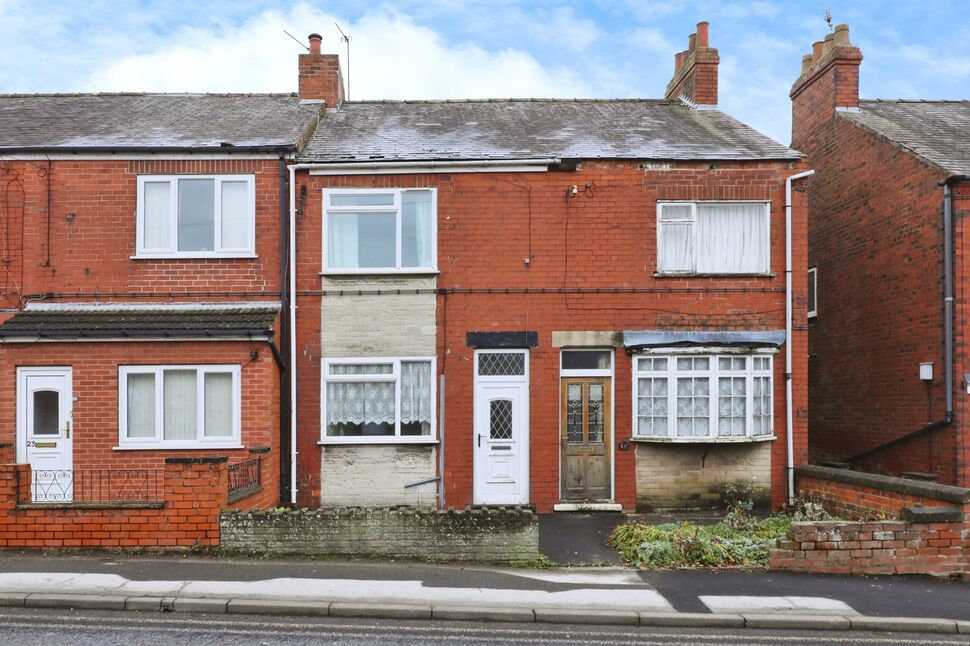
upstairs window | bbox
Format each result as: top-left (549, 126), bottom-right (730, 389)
top-left (323, 189), bottom-right (436, 272)
top-left (657, 202), bottom-right (770, 275)
top-left (136, 175), bottom-right (255, 258)
top-left (808, 266), bottom-right (818, 318)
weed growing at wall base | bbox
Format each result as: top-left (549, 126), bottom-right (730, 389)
top-left (608, 515), bottom-right (791, 569)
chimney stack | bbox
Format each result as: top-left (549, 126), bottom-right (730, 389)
top-left (299, 32), bottom-right (345, 107)
top-left (790, 23), bottom-right (862, 110)
top-left (664, 21), bottom-right (720, 106)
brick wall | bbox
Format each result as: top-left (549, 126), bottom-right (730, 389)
top-left (296, 159), bottom-right (809, 512)
top-left (795, 464), bottom-right (970, 519)
top-left (0, 158), bottom-right (284, 304)
top-left (0, 341), bottom-right (280, 501)
top-left (321, 445), bottom-right (437, 507)
top-left (220, 506), bottom-right (538, 562)
top-left (0, 459), bottom-right (227, 549)
top-left (770, 516), bottom-right (970, 577)
top-left (791, 33), bottom-right (961, 483)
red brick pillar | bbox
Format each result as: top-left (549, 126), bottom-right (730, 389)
top-left (163, 457), bottom-right (228, 547)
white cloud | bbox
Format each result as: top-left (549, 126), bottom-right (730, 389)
top-left (84, 3), bottom-right (592, 99)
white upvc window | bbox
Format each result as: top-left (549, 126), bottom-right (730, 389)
top-left (321, 357), bottom-right (436, 443)
top-left (657, 201), bottom-right (770, 274)
top-left (323, 188), bottom-right (437, 273)
top-left (808, 266), bottom-right (818, 318)
top-left (633, 352), bottom-right (774, 441)
top-left (136, 175), bottom-right (256, 258)
top-left (118, 365), bottom-right (242, 449)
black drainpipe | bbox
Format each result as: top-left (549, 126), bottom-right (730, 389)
top-left (844, 176), bottom-right (957, 466)
top-left (278, 155), bottom-right (292, 505)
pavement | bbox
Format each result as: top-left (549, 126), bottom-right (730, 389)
top-left (0, 554), bottom-right (967, 635)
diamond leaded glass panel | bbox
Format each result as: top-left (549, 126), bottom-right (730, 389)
top-left (489, 399), bottom-right (513, 440)
top-left (478, 352), bottom-right (525, 377)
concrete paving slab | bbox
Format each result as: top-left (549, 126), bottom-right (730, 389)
top-left (26, 593), bottom-right (127, 610)
top-left (534, 608), bottom-right (639, 625)
top-left (743, 613), bottom-right (851, 631)
top-left (849, 616), bottom-right (959, 634)
top-left (431, 605), bottom-right (535, 623)
top-left (700, 595), bottom-right (855, 615)
top-left (638, 611), bottom-right (745, 628)
top-left (172, 597), bottom-right (229, 614)
top-left (330, 603), bottom-right (432, 620)
top-left (124, 597), bottom-right (162, 611)
top-left (0, 593), bottom-right (27, 607)
top-left (227, 599), bottom-right (329, 617)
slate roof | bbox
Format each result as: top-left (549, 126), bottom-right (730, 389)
top-left (842, 100), bottom-right (970, 176)
top-left (0, 93), bottom-right (322, 151)
top-left (0, 304), bottom-right (279, 338)
top-left (299, 99), bottom-right (799, 163)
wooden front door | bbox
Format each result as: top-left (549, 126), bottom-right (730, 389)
top-left (560, 377), bottom-right (611, 501)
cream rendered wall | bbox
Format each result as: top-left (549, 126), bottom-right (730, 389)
top-left (320, 275), bottom-right (438, 507)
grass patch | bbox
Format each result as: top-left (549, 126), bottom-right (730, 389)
top-left (608, 514), bottom-right (791, 569)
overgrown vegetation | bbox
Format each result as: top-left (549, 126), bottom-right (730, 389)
top-left (608, 482), bottom-right (828, 569)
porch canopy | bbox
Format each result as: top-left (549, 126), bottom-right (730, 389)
top-left (0, 302), bottom-right (280, 340)
top-left (622, 329), bottom-right (786, 352)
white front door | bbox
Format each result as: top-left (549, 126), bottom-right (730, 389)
top-left (473, 350), bottom-right (529, 505)
top-left (17, 367), bottom-right (73, 502)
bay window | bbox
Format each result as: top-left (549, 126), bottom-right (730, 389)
top-left (657, 201), bottom-right (770, 274)
top-left (119, 365), bottom-right (241, 448)
top-left (323, 189), bottom-right (436, 272)
top-left (136, 175), bottom-right (255, 257)
top-left (322, 357), bottom-right (436, 442)
top-left (634, 353), bottom-right (774, 441)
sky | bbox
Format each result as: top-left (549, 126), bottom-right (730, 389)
top-left (1, 1), bottom-right (969, 145)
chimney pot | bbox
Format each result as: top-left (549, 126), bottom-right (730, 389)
top-left (696, 21), bottom-right (709, 48)
top-left (675, 51), bottom-right (684, 72)
top-left (801, 54), bottom-right (814, 74)
top-left (833, 24), bottom-right (851, 46)
top-left (812, 41), bottom-right (824, 59)
top-left (308, 33), bottom-right (322, 55)
top-left (688, 32), bottom-right (696, 53)
top-left (823, 32), bottom-right (835, 55)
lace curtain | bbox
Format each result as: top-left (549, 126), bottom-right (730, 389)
top-left (659, 203), bottom-right (767, 273)
top-left (326, 361), bottom-right (432, 427)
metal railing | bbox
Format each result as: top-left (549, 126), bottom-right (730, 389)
top-left (227, 457), bottom-right (262, 501)
top-left (17, 469), bottom-right (164, 505)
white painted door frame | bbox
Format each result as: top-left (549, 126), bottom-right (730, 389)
top-left (16, 367), bottom-right (74, 502)
top-left (473, 349), bottom-right (530, 505)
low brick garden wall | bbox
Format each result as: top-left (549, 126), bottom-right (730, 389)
top-left (220, 506), bottom-right (540, 562)
top-left (0, 458), bottom-right (229, 549)
top-left (770, 465), bottom-right (970, 578)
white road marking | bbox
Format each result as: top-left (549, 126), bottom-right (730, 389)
top-left (700, 595), bottom-right (858, 615)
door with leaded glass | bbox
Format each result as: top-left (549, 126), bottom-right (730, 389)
top-left (473, 350), bottom-right (529, 505)
top-left (560, 377), bottom-right (611, 501)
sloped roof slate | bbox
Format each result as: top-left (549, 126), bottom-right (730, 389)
top-left (0, 304), bottom-right (279, 338)
top-left (0, 93), bottom-right (323, 151)
top-left (842, 100), bottom-right (970, 176)
top-left (299, 99), bottom-right (800, 162)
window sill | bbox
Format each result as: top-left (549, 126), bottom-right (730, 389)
top-left (131, 254), bottom-right (258, 260)
top-left (320, 269), bottom-right (439, 277)
top-left (653, 272), bottom-right (775, 278)
top-left (114, 444), bottom-right (244, 451)
top-left (630, 435), bottom-right (776, 444)
top-left (318, 438), bottom-right (438, 446)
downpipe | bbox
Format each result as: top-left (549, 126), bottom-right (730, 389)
top-left (785, 169), bottom-right (814, 505)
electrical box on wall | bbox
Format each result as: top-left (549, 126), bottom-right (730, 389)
top-left (919, 362), bottom-right (933, 382)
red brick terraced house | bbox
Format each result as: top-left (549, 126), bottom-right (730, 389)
top-left (0, 92), bottom-right (323, 511)
top-left (289, 24), bottom-right (813, 513)
top-left (792, 24), bottom-right (970, 487)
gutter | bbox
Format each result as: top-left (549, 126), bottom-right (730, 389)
top-left (0, 145), bottom-right (297, 155)
top-left (785, 169), bottom-right (815, 505)
top-left (306, 158), bottom-right (561, 174)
